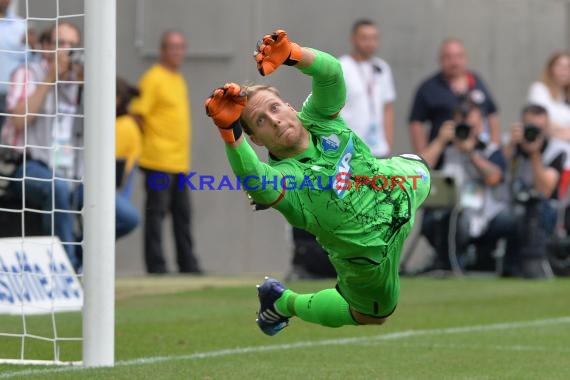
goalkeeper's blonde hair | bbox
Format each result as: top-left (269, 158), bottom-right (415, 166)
top-left (239, 84), bottom-right (282, 135)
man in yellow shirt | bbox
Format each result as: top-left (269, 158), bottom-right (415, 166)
top-left (130, 30), bottom-right (202, 274)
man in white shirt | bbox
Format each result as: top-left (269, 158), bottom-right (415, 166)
top-left (2, 22), bottom-right (82, 270)
top-left (0, 0), bottom-right (26, 128)
top-left (339, 19), bottom-right (396, 158)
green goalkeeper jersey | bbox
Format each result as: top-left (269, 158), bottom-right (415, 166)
top-left (226, 49), bottom-right (429, 263)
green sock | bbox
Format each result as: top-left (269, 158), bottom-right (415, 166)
top-left (274, 289), bottom-right (295, 317)
top-left (275, 288), bottom-right (358, 328)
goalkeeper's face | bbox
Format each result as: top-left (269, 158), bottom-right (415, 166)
top-left (242, 90), bottom-right (305, 154)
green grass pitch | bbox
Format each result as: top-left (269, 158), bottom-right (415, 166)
top-left (0, 276), bottom-right (569, 379)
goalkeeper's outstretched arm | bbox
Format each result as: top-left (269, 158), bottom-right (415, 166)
top-left (204, 83), bottom-right (293, 210)
top-left (225, 138), bottom-right (291, 210)
top-left (296, 49), bottom-right (346, 120)
top-left (255, 30), bottom-right (345, 120)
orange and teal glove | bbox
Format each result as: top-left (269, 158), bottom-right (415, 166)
top-left (254, 29), bottom-right (302, 76)
top-left (204, 83), bottom-right (246, 143)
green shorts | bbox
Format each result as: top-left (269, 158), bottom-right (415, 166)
top-left (331, 155), bottom-right (431, 317)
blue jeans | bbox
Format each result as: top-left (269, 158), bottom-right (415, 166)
top-left (116, 192), bottom-right (139, 239)
top-left (75, 168), bottom-right (140, 240)
top-left (10, 160), bottom-right (78, 269)
top-left (77, 185), bottom-right (140, 240)
top-left (115, 170), bottom-right (140, 239)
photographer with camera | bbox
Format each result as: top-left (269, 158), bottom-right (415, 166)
top-left (503, 104), bottom-right (567, 278)
top-left (421, 99), bottom-right (516, 273)
top-left (0, 22), bottom-right (83, 270)
top-left (409, 38), bottom-right (501, 171)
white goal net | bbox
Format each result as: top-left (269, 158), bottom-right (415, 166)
top-left (0, 0), bottom-right (115, 367)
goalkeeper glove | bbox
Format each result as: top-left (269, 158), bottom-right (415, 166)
top-left (204, 83), bottom-right (246, 143)
top-left (254, 29), bottom-right (302, 76)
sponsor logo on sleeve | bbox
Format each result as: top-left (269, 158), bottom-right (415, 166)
top-left (333, 136), bottom-right (355, 198)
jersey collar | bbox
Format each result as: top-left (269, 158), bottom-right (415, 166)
top-left (268, 132), bottom-right (318, 164)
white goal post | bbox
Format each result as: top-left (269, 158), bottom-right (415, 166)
top-left (83, 0), bottom-right (116, 368)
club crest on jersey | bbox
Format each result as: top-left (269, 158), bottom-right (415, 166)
top-left (321, 134), bottom-right (340, 153)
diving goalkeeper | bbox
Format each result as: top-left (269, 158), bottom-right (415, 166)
top-left (204, 30), bottom-right (431, 335)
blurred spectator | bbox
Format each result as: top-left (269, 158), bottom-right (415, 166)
top-left (409, 38), bottom-right (500, 169)
top-left (115, 77), bottom-right (141, 239)
top-left (527, 52), bottom-right (570, 139)
top-left (26, 25), bottom-right (38, 48)
top-left (339, 19), bottom-right (395, 158)
top-left (0, 0), bottom-right (26, 129)
top-left (527, 52), bottom-right (570, 200)
top-left (1, 22), bottom-right (83, 269)
top-left (25, 25), bottom-right (45, 63)
top-left (130, 30), bottom-right (202, 274)
top-left (421, 100), bottom-right (515, 272)
top-left (503, 104), bottom-right (566, 277)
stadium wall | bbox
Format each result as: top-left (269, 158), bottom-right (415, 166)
top-left (20, 0), bottom-right (570, 275)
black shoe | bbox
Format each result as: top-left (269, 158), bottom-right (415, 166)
top-left (256, 277), bottom-right (289, 336)
top-left (147, 268), bottom-right (169, 275)
top-left (180, 268), bottom-right (204, 275)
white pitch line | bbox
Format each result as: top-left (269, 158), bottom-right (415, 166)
top-left (360, 341), bottom-right (570, 353)
top-left (1, 316), bottom-right (569, 379)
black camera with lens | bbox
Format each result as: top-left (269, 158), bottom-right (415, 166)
top-left (512, 177), bottom-right (542, 205)
top-left (514, 188), bottom-right (542, 205)
top-left (523, 124), bottom-right (541, 143)
top-left (455, 122), bottom-right (472, 141)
